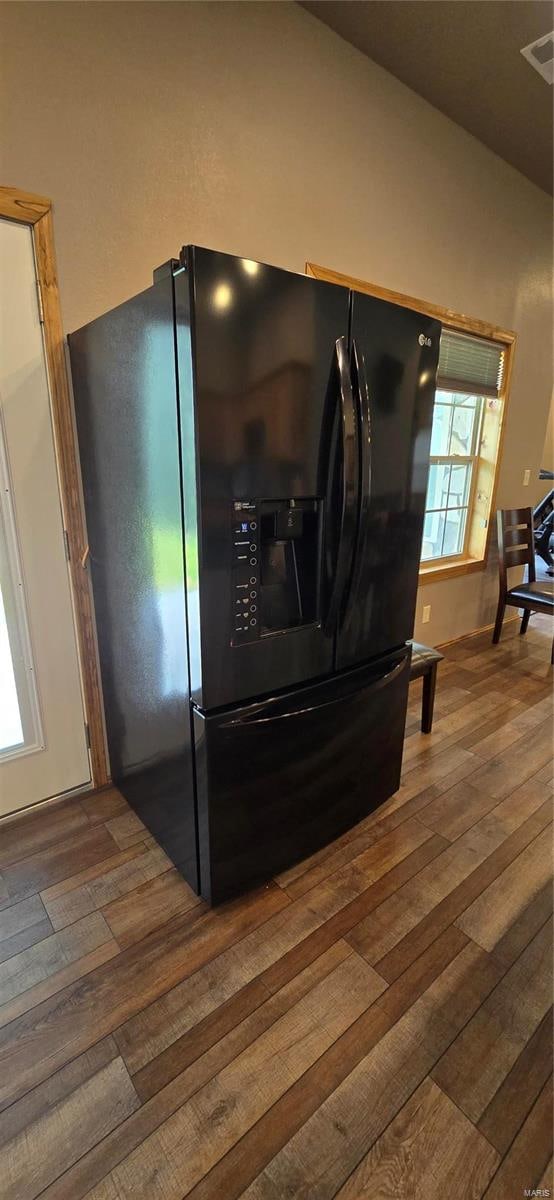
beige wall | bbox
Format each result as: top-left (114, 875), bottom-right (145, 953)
top-left (1, 0), bottom-right (552, 645)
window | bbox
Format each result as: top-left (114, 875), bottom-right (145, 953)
top-left (421, 330), bottom-right (508, 569)
top-left (422, 392), bottom-right (483, 560)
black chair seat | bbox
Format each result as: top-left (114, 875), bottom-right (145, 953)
top-left (410, 641), bottom-right (444, 681)
top-left (508, 581), bottom-right (554, 608)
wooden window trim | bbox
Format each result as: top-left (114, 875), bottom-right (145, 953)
top-left (0, 186), bottom-right (108, 786)
top-left (305, 261), bottom-right (516, 585)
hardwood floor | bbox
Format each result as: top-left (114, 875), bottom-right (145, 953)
top-left (0, 615), bottom-right (552, 1200)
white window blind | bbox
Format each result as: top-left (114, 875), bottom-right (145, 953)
top-left (437, 330), bottom-right (505, 398)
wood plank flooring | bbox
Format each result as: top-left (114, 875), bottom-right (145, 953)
top-left (0, 615), bottom-right (552, 1200)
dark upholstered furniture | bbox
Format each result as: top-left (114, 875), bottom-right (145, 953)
top-left (410, 642), bottom-right (443, 733)
top-left (493, 508), bottom-right (554, 664)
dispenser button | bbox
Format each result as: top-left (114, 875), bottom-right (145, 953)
top-left (250, 521), bottom-right (257, 531)
top-left (250, 557), bottom-right (257, 566)
top-left (250, 576), bottom-right (257, 585)
top-left (250, 617), bottom-right (257, 626)
top-left (250, 604), bottom-right (257, 613)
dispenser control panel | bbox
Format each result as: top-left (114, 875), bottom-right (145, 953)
top-left (231, 501), bottom-right (259, 645)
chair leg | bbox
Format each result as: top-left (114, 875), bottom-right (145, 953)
top-left (492, 597), bottom-right (506, 644)
top-left (421, 664), bottom-right (437, 734)
top-left (551, 638), bottom-right (554, 666)
top-left (520, 609), bottom-right (531, 635)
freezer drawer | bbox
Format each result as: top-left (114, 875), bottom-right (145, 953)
top-left (193, 646), bottom-right (411, 903)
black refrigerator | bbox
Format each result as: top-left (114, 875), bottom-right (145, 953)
top-left (69, 246), bottom-right (441, 903)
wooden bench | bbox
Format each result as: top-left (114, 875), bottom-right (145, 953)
top-left (410, 642), bottom-right (443, 733)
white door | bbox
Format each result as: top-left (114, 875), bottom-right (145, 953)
top-left (0, 217), bottom-right (90, 816)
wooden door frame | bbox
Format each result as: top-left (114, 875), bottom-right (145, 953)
top-left (0, 186), bottom-right (109, 787)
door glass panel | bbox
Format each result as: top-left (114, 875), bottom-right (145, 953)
top-left (0, 418), bottom-right (42, 760)
top-left (0, 584), bottom-right (23, 752)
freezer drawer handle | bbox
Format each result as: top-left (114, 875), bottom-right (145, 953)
top-left (223, 657), bottom-right (406, 727)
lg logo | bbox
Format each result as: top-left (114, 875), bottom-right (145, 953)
top-left (418, 333), bottom-right (432, 347)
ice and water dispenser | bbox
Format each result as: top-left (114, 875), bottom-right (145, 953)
top-left (232, 499), bottom-right (320, 645)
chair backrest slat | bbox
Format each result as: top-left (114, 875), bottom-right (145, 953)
top-left (503, 547), bottom-right (533, 568)
top-left (503, 527), bottom-right (533, 549)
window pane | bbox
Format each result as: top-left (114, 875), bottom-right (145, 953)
top-left (452, 392), bottom-right (477, 408)
top-left (449, 404), bottom-right (476, 455)
top-left (430, 405), bottom-right (452, 455)
top-left (448, 463), bottom-right (471, 507)
top-left (442, 508), bottom-right (467, 556)
top-left (426, 463), bottom-right (451, 511)
top-left (422, 511), bottom-right (445, 560)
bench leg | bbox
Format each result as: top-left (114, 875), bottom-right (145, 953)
top-left (421, 664), bottom-right (437, 734)
top-left (492, 597), bottom-right (505, 644)
top-left (520, 609), bottom-right (531, 635)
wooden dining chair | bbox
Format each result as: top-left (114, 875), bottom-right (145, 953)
top-left (493, 507), bottom-right (554, 663)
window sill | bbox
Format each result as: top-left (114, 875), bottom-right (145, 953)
top-left (418, 556), bottom-right (485, 585)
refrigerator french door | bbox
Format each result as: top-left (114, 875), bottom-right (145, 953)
top-left (337, 292), bottom-right (440, 668)
top-left (69, 246), bottom-right (440, 903)
top-left (177, 248), bottom-right (350, 710)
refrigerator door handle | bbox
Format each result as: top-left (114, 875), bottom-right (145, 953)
top-left (323, 336), bottom-right (360, 634)
top-left (352, 336), bottom-right (372, 510)
top-left (341, 337), bottom-right (372, 622)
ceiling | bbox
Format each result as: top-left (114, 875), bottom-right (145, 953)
top-left (300, 1), bottom-right (553, 193)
